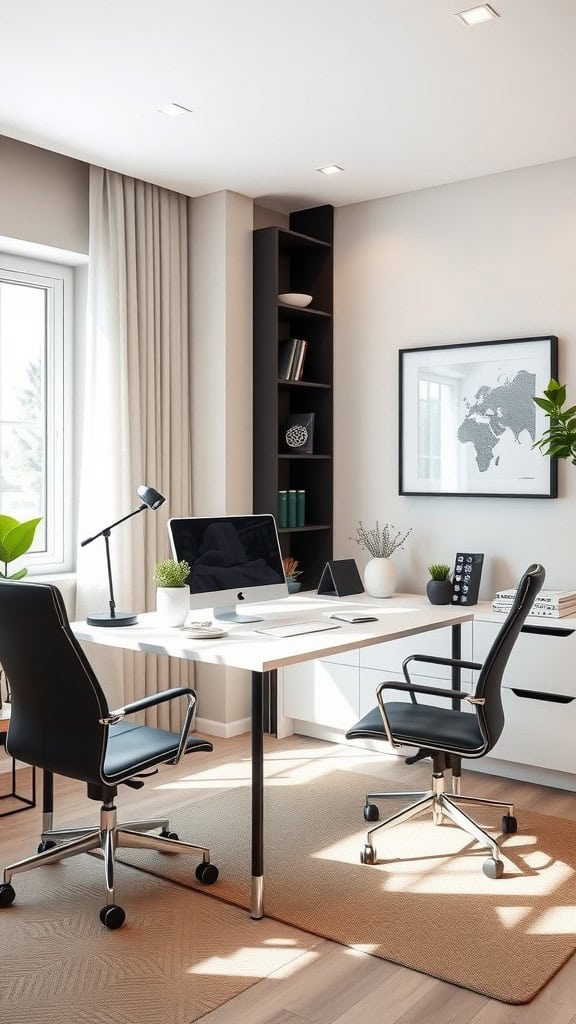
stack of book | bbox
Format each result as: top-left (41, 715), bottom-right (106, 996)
top-left (278, 338), bottom-right (308, 381)
top-left (491, 588), bottom-right (576, 618)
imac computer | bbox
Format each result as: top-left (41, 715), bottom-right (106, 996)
top-left (168, 514), bottom-right (288, 622)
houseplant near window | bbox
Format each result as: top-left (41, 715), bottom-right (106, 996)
top-left (350, 520), bottom-right (412, 598)
top-left (0, 514), bottom-right (42, 711)
top-left (426, 563), bottom-right (453, 605)
top-left (283, 556), bottom-right (303, 594)
top-left (152, 558), bottom-right (191, 626)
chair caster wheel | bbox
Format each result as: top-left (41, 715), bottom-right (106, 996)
top-left (364, 803), bottom-right (379, 822)
top-left (99, 904), bottom-right (126, 929)
top-left (483, 858), bottom-right (504, 879)
top-left (160, 829), bottom-right (179, 841)
top-left (37, 840), bottom-right (58, 854)
top-left (195, 861), bottom-right (219, 884)
top-left (502, 814), bottom-right (517, 834)
top-left (0, 883), bottom-right (15, 908)
top-left (360, 844), bottom-right (376, 865)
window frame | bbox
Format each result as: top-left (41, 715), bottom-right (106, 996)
top-left (0, 253), bottom-right (73, 574)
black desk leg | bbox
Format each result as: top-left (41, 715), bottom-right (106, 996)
top-left (451, 624), bottom-right (462, 710)
top-left (251, 670), bottom-right (265, 919)
top-left (43, 769), bottom-right (54, 833)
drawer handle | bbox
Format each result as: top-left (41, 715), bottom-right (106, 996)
top-left (520, 625), bottom-right (574, 638)
top-left (511, 688), bottom-right (574, 704)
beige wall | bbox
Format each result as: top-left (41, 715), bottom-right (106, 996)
top-left (0, 135), bottom-right (89, 253)
top-left (334, 158), bottom-right (576, 598)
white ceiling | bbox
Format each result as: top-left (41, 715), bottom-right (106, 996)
top-left (2, 0), bottom-right (576, 212)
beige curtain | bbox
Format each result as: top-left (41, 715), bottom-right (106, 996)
top-left (77, 166), bottom-right (194, 729)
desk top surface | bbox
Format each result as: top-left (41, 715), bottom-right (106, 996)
top-left (71, 592), bottom-right (473, 674)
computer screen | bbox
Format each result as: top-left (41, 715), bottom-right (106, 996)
top-left (168, 514), bottom-right (288, 622)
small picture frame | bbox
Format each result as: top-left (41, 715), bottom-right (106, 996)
top-left (283, 412), bottom-right (315, 454)
top-left (451, 552), bottom-right (484, 606)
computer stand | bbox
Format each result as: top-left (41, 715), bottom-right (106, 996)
top-left (213, 606), bottom-right (262, 624)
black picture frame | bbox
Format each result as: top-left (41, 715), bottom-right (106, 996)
top-left (399, 336), bottom-right (558, 498)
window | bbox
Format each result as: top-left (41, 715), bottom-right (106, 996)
top-left (0, 254), bottom-right (73, 573)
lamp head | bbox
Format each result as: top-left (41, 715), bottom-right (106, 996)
top-left (137, 484), bottom-right (165, 511)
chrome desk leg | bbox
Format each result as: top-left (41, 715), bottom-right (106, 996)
top-left (251, 670), bottom-right (265, 919)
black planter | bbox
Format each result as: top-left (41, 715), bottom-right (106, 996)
top-left (426, 579), bottom-right (453, 605)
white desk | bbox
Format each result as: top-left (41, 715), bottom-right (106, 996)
top-left (72, 593), bottom-right (473, 918)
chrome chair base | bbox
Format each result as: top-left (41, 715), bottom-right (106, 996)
top-left (361, 775), bottom-right (516, 879)
top-left (3, 800), bottom-right (218, 925)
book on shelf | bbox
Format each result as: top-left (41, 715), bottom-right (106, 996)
top-left (491, 599), bottom-right (576, 618)
top-left (493, 587), bottom-right (576, 606)
top-left (278, 338), bottom-right (308, 381)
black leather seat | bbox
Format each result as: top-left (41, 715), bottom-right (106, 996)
top-left (0, 580), bottom-right (218, 928)
top-left (346, 564), bottom-right (545, 878)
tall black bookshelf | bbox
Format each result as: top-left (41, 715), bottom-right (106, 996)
top-left (253, 205), bottom-right (333, 592)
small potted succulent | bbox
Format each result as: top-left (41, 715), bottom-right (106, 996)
top-left (152, 558), bottom-right (191, 626)
top-left (283, 556), bottom-right (303, 594)
top-left (426, 563), bottom-right (453, 605)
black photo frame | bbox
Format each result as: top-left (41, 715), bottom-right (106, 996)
top-left (399, 336), bottom-right (558, 498)
top-left (282, 412), bottom-right (315, 454)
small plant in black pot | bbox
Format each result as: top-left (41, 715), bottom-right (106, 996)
top-left (426, 563), bottom-right (453, 605)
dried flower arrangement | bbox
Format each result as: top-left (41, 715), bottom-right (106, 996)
top-left (350, 520), bottom-right (412, 559)
top-left (283, 556), bottom-right (302, 582)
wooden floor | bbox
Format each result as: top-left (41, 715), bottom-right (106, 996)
top-left (1, 733), bottom-right (575, 1024)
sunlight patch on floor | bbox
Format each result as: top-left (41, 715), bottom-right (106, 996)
top-left (186, 946), bottom-right (318, 977)
top-left (529, 906), bottom-right (576, 934)
top-left (494, 906), bottom-right (533, 927)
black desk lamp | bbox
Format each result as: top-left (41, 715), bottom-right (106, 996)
top-left (81, 484), bottom-right (165, 627)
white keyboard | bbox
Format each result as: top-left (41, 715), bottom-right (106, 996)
top-left (255, 619), bottom-right (341, 638)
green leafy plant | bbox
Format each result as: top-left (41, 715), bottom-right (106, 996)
top-left (0, 515), bottom-right (42, 579)
top-left (428, 563), bottom-right (451, 581)
top-left (152, 559), bottom-right (190, 587)
top-left (533, 379), bottom-right (576, 463)
top-left (350, 520), bottom-right (412, 559)
top-left (283, 556), bottom-right (302, 582)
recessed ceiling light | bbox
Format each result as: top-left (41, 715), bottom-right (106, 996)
top-left (317, 164), bottom-right (344, 176)
top-left (456, 4), bottom-right (499, 25)
top-left (158, 102), bottom-right (193, 118)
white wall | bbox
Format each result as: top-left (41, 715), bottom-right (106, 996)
top-left (334, 158), bottom-right (576, 598)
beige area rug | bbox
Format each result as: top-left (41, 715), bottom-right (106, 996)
top-left (0, 854), bottom-right (315, 1024)
top-left (118, 766), bottom-right (576, 1005)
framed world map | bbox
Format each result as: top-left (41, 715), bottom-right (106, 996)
top-left (399, 336), bottom-right (558, 497)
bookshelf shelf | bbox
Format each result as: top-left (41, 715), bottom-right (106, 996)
top-left (253, 205), bottom-right (334, 592)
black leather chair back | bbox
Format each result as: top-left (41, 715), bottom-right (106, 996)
top-left (474, 563), bottom-right (544, 752)
top-left (0, 580), bottom-right (110, 785)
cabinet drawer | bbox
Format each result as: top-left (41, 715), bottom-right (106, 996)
top-left (359, 623), bottom-right (473, 683)
top-left (491, 688), bottom-right (576, 773)
top-left (283, 661), bottom-right (359, 730)
top-left (473, 620), bottom-right (576, 697)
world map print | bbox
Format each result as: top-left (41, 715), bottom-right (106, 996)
top-left (457, 369), bottom-right (536, 473)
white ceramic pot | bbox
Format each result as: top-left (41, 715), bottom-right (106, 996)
top-left (156, 586), bottom-right (190, 627)
top-left (363, 557), bottom-right (396, 598)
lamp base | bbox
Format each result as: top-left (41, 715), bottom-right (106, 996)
top-left (86, 612), bottom-right (138, 627)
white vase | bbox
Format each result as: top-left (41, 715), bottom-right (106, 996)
top-left (156, 586), bottom-right (190, 627)
top-left (363, 557), bottom-right (396, 598)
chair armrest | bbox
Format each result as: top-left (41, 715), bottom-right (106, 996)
top-left (377, 680), bottom-right (469, 702)
top-left (402, 653), bottom-right (482, 687)
top-left (101, 687), bottom-right (197, 766)
top-left (374, 679), bottom-right (470, 749)
top-left (104, 687), bottom-right (195, 722)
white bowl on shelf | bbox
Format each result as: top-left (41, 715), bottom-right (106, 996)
top-left (278, 293), bottom-right (313, 308)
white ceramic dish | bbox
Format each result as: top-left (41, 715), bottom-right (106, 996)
top-left (278, 293), bottom-right (313, 308)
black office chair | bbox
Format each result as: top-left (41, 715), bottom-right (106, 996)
top-left (0, 580), bottom-right (219, 928)
top-left (346, 564), bottom-right (545, 878)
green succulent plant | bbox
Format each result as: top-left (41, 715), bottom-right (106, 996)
top-left (0, 515), bottom-right (42, 579)
top-left (427, 563), bottom-right (451, 581)
top-left (152, 558), bottom-right (190, 587)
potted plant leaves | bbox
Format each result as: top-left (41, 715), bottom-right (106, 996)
top-left (426, 563), bottom-right (453, 605)
top-left (283, 556), bottom-right (303, 594)
top-left (152, 558), bottom-right (191, 626)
